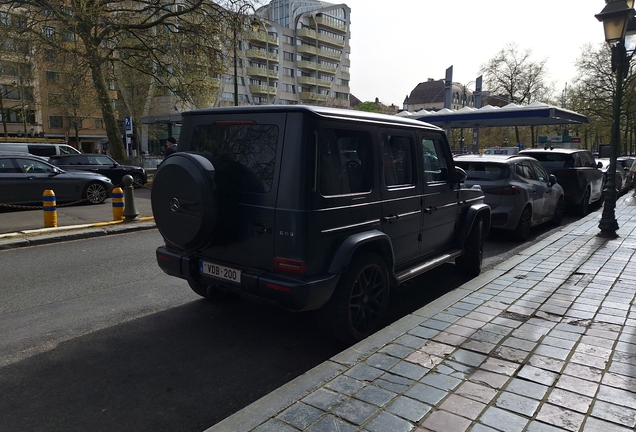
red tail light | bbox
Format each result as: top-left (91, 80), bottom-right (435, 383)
top-left (484, 186), bottom-right (520, 195)
top-left (274, 257), bottom-right (307, 274)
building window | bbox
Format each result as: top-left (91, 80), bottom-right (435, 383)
top-left (283, 35), bottom-right (293, 45)
top-left (42, 26), bottom-right (55, 39)
top-left (45, 70), bottom-right (60, 84)
top-left (49, 115), bottom-right (63, 128)
top-left (283, 51), bottom-right (294, 61)
top-left (283, 68), bottom-right (294, 77)
top-left (95, 118), bottom-right (104, 129)
top-left (61, 31), bottom-right (75, 41)
top-left (48, 93), bottom-right (62, 106)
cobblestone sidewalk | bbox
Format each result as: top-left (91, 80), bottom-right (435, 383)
top-left (208, 201), bottom-right (636, 432)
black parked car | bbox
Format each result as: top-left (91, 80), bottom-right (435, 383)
top-left (0, 154), bottom-right (113, 205)
top-left (151, 105), bottom-right (491, 344)
top-left (519, 148), bottom-right (604, 215)
top-left (48, 153), bottom-right (147, 188)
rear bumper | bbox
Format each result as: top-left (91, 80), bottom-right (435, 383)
top-left (156, 246), bottom-right (340, 312)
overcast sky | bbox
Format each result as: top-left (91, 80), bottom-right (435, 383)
top-left (342, 0), bottom-right (607, 107)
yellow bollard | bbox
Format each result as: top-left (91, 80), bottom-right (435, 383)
top-left (43, 189), bottom-right (57, 228)
top-left (112, 187), bottom-right (124, 220)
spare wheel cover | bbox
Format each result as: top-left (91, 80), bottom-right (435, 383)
top-left (151, 153), bottom-right (217, 251)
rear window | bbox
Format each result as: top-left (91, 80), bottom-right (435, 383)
top-left (523, 152), bottom-right (575, 170)
top-left (189, 123), bottom-right (278, 194)
top-left (454, 161), bottom-right (509, 181)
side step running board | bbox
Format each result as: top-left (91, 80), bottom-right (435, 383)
top-left (396, 249), bottom-right (463, 283)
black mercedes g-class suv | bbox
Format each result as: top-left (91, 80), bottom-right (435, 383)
top-left (151, 105), bottom-right (490, 344)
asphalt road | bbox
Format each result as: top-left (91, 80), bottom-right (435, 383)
top-left (0, 208), bottom-right (591, 432)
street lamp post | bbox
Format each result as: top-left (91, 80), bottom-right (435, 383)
top-left (595, 0), bottom-right (636, 238)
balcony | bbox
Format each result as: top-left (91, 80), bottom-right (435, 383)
top-left (296, 28), bottom-right (317, 41)
top-left (299, 92), bottom-right (328, 102)
top-left (296, 60), bottom-right (337, 75)
top-left (245, 48), bottom-right (279, 62)
top-left (246, 67), bottom-right (278, 79)
top-left (317, 33), bottom-right (345, 48)
top-left (296, 45), bottom-right (317, 56)
top-left (249, 84), bottom-right (277, 95)
top-left (297, 76), bottom-right (317, 86)
top-left (311, 15), bottom-right (347, 32)
top-left (248, 31), bottom-right (279, 46)
top-left (317, 48), bottom-right (342, 62)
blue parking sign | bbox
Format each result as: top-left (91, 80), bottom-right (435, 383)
top-left (125, 116), bottom-right (133, 135)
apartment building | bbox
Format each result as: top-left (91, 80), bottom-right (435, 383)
top-left (217, 0), bottom-right (351, 108)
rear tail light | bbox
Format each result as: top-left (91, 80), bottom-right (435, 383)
top-left (274, 257), bottom-right (307, 274)
top-left (484, 186), bottom-right (520, 195)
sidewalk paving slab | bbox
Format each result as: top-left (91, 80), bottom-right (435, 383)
top-left (207, 198), bottom-right (636, 432)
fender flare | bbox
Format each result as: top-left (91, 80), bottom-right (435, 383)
top-left (328, 230), bottom-right (394, 274)
top-left (458, 203), bottom-right (491, 247)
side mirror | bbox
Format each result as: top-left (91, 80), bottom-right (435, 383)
top-left (453, 166), bottom-right (467, 184)
top-left (548, 174), bottom-right (557, 186)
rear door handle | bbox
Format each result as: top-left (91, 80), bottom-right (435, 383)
top-left (382, 214), bottom-right (399, 223)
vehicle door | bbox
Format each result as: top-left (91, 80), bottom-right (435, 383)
top-left (88, 155), bottom-right (123, 184)
top-left (530, 160), bottom-right (559, 218)
top-left (515, 159), bottom-right (547, 220)
top-left (379, 129), bottom-right (422, 265)
top-left (580, 151), bottom-right (604, 200)
top-left (14, 157), bottom-right (78, 203)
top-left (0, 158), bottom-right (22, 204)
top-left (418, 134), bottom-right (460, 255)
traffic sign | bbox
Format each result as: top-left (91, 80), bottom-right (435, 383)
top-left (125, 116), bottom-right (133, 135)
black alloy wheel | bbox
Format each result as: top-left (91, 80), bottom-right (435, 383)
top-left (318, 252), bottom-right (390, 345)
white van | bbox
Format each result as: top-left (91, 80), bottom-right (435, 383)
top-left (0, 142), bottom-right (81, 157)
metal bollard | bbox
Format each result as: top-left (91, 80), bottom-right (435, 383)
top-left (112, 187), bottom-right (124, 220)
top-left (43, 189), bottom-right (57, 228)
top-left (121, 175), bottom-right (139, 222)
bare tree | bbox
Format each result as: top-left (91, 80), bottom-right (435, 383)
top-left (480, 42), bottom-right (552, 145)
top-left (0, 0), bottom-right (246, 160)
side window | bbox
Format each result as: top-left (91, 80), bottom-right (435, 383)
top-left (515, 161), bottom-right (536, 180)
top-left (16, 158), bottom-right (54, 173)
top-left (532, 161), bottom-right (549, 182)
top-left (27, 145), bottom-right (56, 157)
top-left (319, 129), bottom-right (373, 196)
top-left (582, 152), bottom-right (596, 168)
top-left (382, 134), bottom-right (414, 187)
top-left (420, 137), bottom-right (449, 183)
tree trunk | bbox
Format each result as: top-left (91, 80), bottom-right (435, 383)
top-left (84, 45), bottom-right (124, 160)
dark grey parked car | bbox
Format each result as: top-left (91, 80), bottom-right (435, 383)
top-left (519, 148), bottom-right (604, 215)
top-left (49, 153), bottom-right (147, 188)
top-left (150, 105), bottom-right (491, 344)
top-left (0, 154), bottom-right (113, 206)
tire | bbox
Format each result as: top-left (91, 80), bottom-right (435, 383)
top-left (456, 218), bottom-right (483, 278)
top-left (318, 252), bottom-right (390, 345)
top-left (514, 206), bottom-right (532, 241)
top-left (577, 188), bottom-right (590, 216)
top-left (551, 196), bottom-right (566, 226)
top-left (131, 172), bottom-right (144, 188)
top-left (83, 182), bottom-right (107, 204)
top-left (187, 281), bottom-right (237, 301)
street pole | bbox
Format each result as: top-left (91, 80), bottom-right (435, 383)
top-left (233, 21), bottom-right (238, 107)
top-left (598, 41), bottom-right (625, 237)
